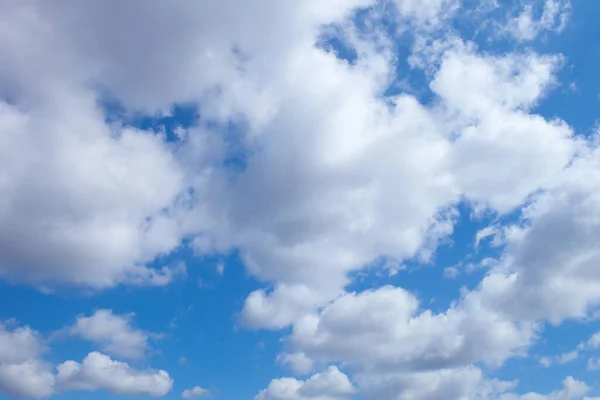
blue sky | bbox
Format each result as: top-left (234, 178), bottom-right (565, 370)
top-left (2, 0), bottom-right (600, 399)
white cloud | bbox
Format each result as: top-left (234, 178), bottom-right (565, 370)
top-left (503, 0), bottom-right (571, 42)
top-left (474, 139), bottom-right (600, 324)
top-left (431, 47), bottom-right (575, 213)
top-left (0, 94), bottom-right (187, 289)
top-left (587, 357), bottom-right (600, 371)
top-left (289, 286), bottom-right (536, 373)
top-left (0, 2), bottom-right (193, 288)
top-left (226, 67), bottom-right (460, 324)
top-left (431, 45), bottom-right (561, 115)
top-left (63, 309), bottom-right (151, 360)
top-left (355, 366), bottom-right (517, 400)
top-left (498, 377), bottom-right (592, 400)
top-left (234, 37), bottom-right (575, 334)
top-left (0, 1), bottom-right (597, 398)
top-left (0, 322), bottom-right (54, 398)
top-left (255, 366), bottom-right (354, 400)
top-left (56, 352), bottom-right (172, 397)
top-left (586, 331), bottom-right (600, 348)
top-left (0, 319), bottom-right (174, 399)
top-left (0, 0), bottom-right (577, 329)
top-left (242, 284), bottom-right (341, 330)
top-left (357, 372), bottom-right (596, 400)
top-left (0, 0), bottom-right (456, 301)
top-left (277, 352), bottom-right (314, 375)
top-left (539, 351), bottom-right (579, 368)
top-left (393, 0), bottom-right (459, 27)
top-left (182, 386), bottom-right (210, 398)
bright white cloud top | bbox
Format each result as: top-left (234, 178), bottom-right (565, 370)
top-left (0, 0), bottom-right (599, 399)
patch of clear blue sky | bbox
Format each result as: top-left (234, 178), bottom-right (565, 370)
top-left (102, 100), bottom-right (197, 139)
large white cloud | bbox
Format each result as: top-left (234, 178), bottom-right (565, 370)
top-left (471, 140), bottom-right (600, 324)
top-left (0, 318), bottom-right (173, 399)
top-left (0, 92), bottom-right (187, 289)
top-left (0, 0), bottom-right (575, 306)
top-left (0, 2), bottom-right (197, 290)
top-left (0, 0), bottom-right (419, 295)
top-left (232, 27), bottom-right (575, 332)
top-left (287, 286), bottom-right (536, 372)
top-left (356, 372), bottom-right (599, 400)
top-left (432, 48), bottom-right (576, 213)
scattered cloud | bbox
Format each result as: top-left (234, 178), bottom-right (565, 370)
top-left (503, 0), bottom-right (571, 42)
top-left (277, 353), bottom-right (314, 376)
top-left (0, 322), bottom-right (54, 398)
top-left (60, 310), bottom-right (153, 360)
top-left (0, 0), bottom-right (598, 399)
top-left (56, 352), bottom-right (173, 397)
top-left (182, 386), bottom-right (210, 398)
top-left (288, 286), bottom-right (536, 373)
top-left (355, 366), bottom-right (517, 400)
top-left (256, 366), bottom-right (354, 400)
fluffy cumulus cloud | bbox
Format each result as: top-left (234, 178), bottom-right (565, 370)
top-left (256, 366), bottom-right (354, 400)
top-left (182, 386), bottom-right (210, 398)
top-left (61, 309), bottom-right (152, 360)
top-left (278, 352), bottom-right (315, 376)
top-left (288, 286), bottom-right (536, 372)
top-left (471, 140), bottom-right (600, 324)
top-left (0, 1), bottom-right (193, 290)
top-left (1, 0), bottom-right (600, 398)
top-left (434, 49), bottom-right (575, 213)
top-left (55, 352), bottom-right (173, 397)
top-left (0, 322), bottom-right (54, 398)
top-left (0, 320), bottom-right (172, 398)
top-left (0, 0), bottom-right (576, 308)
top-left (354, 366), bottom-right (518, 400)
